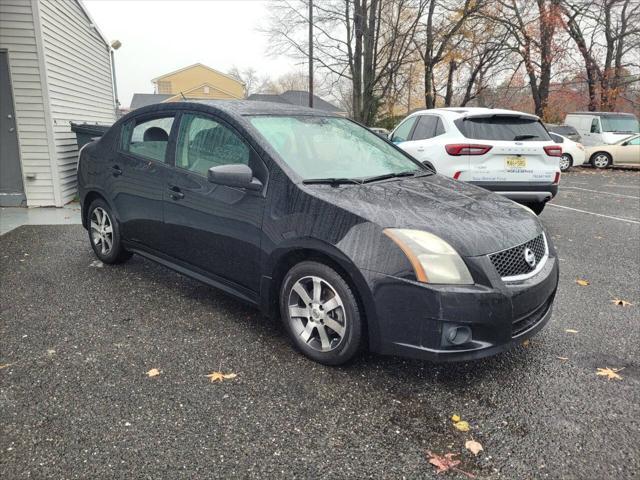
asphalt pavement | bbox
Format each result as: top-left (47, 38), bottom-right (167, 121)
top-left (1, 168), bottom-right (639, 479)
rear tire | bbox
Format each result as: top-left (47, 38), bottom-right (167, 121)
top-left (559, 153), bottom-right (572, 172)
top-left (525, 202), bottom-right (546, 215)
top-left (280, 261), bottom-right (363, 365)
top-left (591, 152), bottom-right (611, 169)
top-left (87, 198), bottom-right (132, 264)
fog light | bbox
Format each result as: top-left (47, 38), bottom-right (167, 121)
top-left (443, 325), bottom-right (472, 346)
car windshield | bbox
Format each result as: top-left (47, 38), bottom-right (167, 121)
top-left (249, 116), bottom-right (422, 181)
top-left (455, 116), bottom-right (551, 141)
top-left (600, 116), bottom-right (639, 133)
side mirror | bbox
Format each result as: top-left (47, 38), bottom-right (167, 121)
top-left (208, 164), bottom-right (263, 191)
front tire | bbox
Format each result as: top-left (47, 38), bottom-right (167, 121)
top-left (280, 261), bottom-right (363, 365)
top-left (525, 202), bottom-right (546, 215)
top-left (559, 153), bottom-right (572, 172)
top-left (87, 198), bottom-right (132, 264)
top-left (591, 152), bottom-right (611, 169)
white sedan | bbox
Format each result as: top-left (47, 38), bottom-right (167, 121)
top-left (585, 134), bottom-right (640, 168)
top-left (549, 132), bottom-right (586, 171)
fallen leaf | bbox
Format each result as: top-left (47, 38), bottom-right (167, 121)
top-left (576, 279), bottom-right (590, 286)
top-left (427, 451), bottom-right (475, 478)
top-left (557, 356), bottom-right (569, 361)
top-left (565, 329), bottom-right (579, 334)
top-left (611, 298), bottom-right (633, 307)
top-left (522, 339), bottom-right (531, 347)
top-left (454, 420), bottom-right (470, 432)
top-left (465, 439), bottom-right (483, 456)
top-left (596, 367), bottom-right (624, 380)
top-left (146, 368), bottom-right (161, 377)
top-left (0, 363), bottom-right (12, 369)
top-left (451, 414), bottom-right (461, 423)
top-left (206, 371), bottom-right (237, 383)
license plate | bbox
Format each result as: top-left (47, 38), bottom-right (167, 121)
top-left (506, 156), bottom-right (527, 169)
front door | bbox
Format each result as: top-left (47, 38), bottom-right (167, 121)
top-left (0, 50), bottom-right (25, 206)
top-left (163, 112), bottom-right (267, 294)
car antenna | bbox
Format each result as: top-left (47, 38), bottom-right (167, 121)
top-left (180, 91), bottom-right (187, 101)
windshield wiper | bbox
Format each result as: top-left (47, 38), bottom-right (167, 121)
top-left (514, 134), bottom-right (538, 140)
top-left (302, 177), bottom-right (363, 186)
top-left (361, 171), bottom-right (420, 184)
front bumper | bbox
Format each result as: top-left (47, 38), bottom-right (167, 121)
top-left (469, 181), bottom-right (559, 203)
top-left (365, 253), bottom-right (559, 362)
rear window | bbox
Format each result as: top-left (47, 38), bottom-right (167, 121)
top-left (455, 116), bottom-right (551, 142)
top-left (548, 125), bottom-right (578, 136)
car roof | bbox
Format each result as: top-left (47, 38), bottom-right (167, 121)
top-left (567, 111), bottom-right (637, 117)
top-left (408, 107), bottom-right (539, 121)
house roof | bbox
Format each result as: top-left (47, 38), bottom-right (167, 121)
top-left (247, 90), bottom-right (342, 113)
top-left (151, 63), bottom-right (245, 86)
top-left (130, 93), bottom-right (173, 110)
top-left (78, 0), bottom-right (110, 48)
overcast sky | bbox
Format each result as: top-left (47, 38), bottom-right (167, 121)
top-left (83, 0), bottom-right (297, 107)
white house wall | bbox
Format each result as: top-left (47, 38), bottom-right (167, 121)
top-left (0, 0), bottom-right (57, 206)
top-left (39, 0), bottom-right (116, 204)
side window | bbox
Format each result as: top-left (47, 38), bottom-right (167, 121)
top-left (627, 137), bottom-right (640, 145)
top-left (435, 117), bottom-right (446, 136)
top-left (590, 118), bottom-right (601, 133)
top-left (390, 117), bottom-right (417, 143)
top-left (411, 115), bottom-right (437, 141)
top-left (122, 116), bottom-right (174, 162)
top-left (550, 133), bottom-right (564, 143)
top-left (176, 113), bottom-right (250, 177)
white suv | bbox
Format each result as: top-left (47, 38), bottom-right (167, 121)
top-left (390, 108), bottom-right (561, 214)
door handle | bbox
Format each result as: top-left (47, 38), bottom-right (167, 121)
top-left (111, 165), bottom-right (123, 176)
top-left (168, 185), bottom-right (184, 200)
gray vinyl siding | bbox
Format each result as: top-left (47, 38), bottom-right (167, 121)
top-left (39, 0), bottom-right (115, 204)
top-left (0, 0), bottom-right (55, 205)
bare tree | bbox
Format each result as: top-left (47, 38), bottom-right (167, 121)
top-left (265, 0), bottom-right (427, 124)
top-left (561, 0), bottom-right (640, 111)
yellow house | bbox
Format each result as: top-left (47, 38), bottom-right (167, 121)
top-left (153, 63), bottom-right (245, 100)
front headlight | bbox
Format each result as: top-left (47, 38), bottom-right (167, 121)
top-left (383, 229), bottom-right (474, 284)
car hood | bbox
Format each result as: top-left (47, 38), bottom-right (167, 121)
top-left (306, 174), bottom-right (543, 257)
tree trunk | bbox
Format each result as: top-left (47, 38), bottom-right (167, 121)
top-left (424, 63), bottom-right (435, 109)
top-left (444, 60), bottom-right (457, 107)
top-left (352, 0), bottom-right (364, 121)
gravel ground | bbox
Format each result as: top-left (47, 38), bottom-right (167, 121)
top-left (1, 168), bottom-right (639, 479)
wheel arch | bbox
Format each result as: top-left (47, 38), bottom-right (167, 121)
top-left (82, 190), bottom-right (118, 229)
top-left (262, 242), bottom-right (379, 350)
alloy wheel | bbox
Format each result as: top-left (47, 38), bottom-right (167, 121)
top-left (559, 154), bottom-right (571, 171)
top-left (593, 154), bottom-right (610, 168)
top-left (90, 207), bottom-right (113, 256)
top-left (287, 275), bottom-right (347, 352)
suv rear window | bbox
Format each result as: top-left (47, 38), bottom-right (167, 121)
top-left (455, 116), bottom-right (551, 142)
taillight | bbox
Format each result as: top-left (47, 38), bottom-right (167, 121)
top-left (453, 171), bottom-right (462, 180)
top-left (445, 144), bottom-right (493, 156)
top-left (544, 145), bottom-right (562, 157)
top-left (553, 172), bottom-right (561, 184)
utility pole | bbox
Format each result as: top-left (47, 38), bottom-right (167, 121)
top-left (308, 0), bottom-right (314, 108)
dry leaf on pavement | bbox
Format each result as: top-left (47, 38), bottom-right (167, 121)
top-left (206, 371), bottom-right (238, 383)
top-left (454, 420), bottom-right (470, 432)
top-left (596, 367), bottom-right (624, 380)
top-left (146, 368), bottom-right (161, 377)
top-left (451, 414), bottom-right (461, 422)
top-left (557, 356), bottom-right (569, 361)
top-left (565, 329), bottom-right (579, 334)
top-left (576, 279), bottom-right (590, 286)
top-left (427, 451), bottom-right (475, 478)
top-left (611, 298), bottom-right (633, 307)
top-left (465, 439), bottom-right (483, 456)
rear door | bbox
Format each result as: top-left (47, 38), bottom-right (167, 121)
top-left (617, 136), bottom-right (640, 164)
top-left (454, 115), bottom-right (557, 184)
top-left (111, 113), bottom-right (176, 250)
top-left (399, 115), bottom-right (453, 173)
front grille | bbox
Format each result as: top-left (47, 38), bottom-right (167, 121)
top-left (489, 233), bottom-right (547, 280)
top-left (512, 294), bottom-right (554, 337)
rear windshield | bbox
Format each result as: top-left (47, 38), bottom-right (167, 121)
top-left (455, 116), bottom-right (551, 141)
top-left (548, 125), bottom-right (578, 136)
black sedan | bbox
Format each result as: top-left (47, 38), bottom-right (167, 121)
top-left (77, 101), bottom-right (558, 365)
